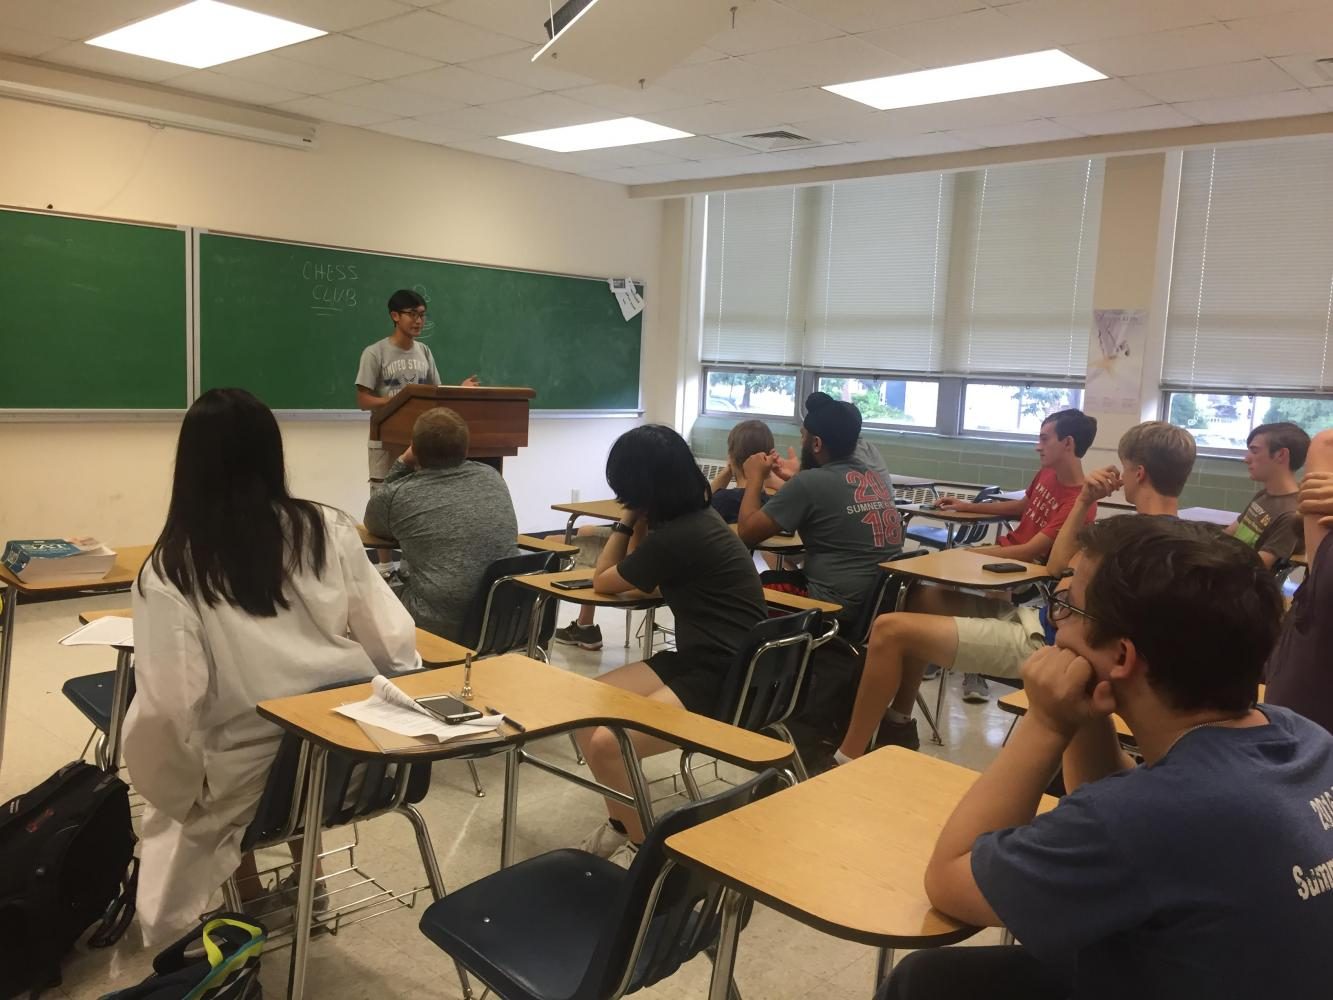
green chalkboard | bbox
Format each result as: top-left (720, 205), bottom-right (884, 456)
top-left (0, 209), bottom-right (188, 409)
top-left (198, 233), bottom-right (642, 411)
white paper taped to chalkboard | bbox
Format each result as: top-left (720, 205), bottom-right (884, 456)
top-left (609, 277), bottom-right (643, 321)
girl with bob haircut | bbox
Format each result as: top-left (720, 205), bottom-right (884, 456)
top-left (575, 425), bottom-right (767, 864)
top-left (123, 388), bottom-right (420, 944)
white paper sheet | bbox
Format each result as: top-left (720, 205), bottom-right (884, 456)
top-left (334, 675), bottom-right (505, 742)
top-left (59, 616), bottom-right (135, 648)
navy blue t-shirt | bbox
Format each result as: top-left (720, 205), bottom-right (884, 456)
top-left (972, 706), bottom-right (1333, 999)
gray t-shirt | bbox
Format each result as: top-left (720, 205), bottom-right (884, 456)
top-left (364, 460), bottom-right (518, 642)
top-left (355, 338), bottom-right (440, 400)
top-left (1234, 488), bottom-right (1303, 561)
top-left (972, 706), bottom-right (1333, 999)
top-left (762, 457), bottom-right (903, 621)
top-left (852, 438), bottom-right (890, 485)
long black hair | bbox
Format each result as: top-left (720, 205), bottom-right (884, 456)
top-left (605, 425), bottom-right (711, 525)
top-left (139, 388), bottom-right (328, 616)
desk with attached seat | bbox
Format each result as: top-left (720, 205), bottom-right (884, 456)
top-left (898, 503), bottom-right (1012, 549)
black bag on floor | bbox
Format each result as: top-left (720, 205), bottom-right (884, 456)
top-left (785, 639), bottom-right (865, 765)
top-left (100, 914), bottom-right (266, 1000)
top-left (0, 761), bottom-right (138, 998)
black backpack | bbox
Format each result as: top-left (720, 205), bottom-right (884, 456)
top-left (0, 761), bottom-right (138, 998)
top-left (100, 913), bottom-right (265, 1000)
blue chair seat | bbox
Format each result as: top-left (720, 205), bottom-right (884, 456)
top-left (420, 849), bottom-right (625, 1000)
top-left (62, 670), bottom-right (120, 733)
top-left (905, 524), bottom-right (949, 549)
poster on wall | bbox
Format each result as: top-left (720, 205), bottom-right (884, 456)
top-left (1086, 308), bottom-right (1147, 416)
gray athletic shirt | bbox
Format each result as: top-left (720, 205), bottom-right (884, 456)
top-left (355, 338), bottom-right (440, 399)
top-left (364, 460), bottom-right (518, 642)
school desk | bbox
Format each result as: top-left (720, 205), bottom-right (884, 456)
top-left (550, 498), bottom-right (628, 543)
top-left (997, 684), bottom-right (1268, 744)
top-left (665, 746), bottom-right (1058, 999)
top-left (898, 503), bottom-right (1012, 548)
top-left (256, 652), bottom-right (795, 1000)
top-left (356, 523), bottom-right (580, 563)
top-left (0, 544), bottom-right (151, 775)
top-left (1179, 506), bottom-right (1238, 526)
top-left (75, 607), bottom-right (474, 773)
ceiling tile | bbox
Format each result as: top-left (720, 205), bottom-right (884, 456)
top-left (441, 136), bottom-right (535, 159)
top-left (949, 117), bottom-right (1085, 146)
top-left (996, 0), bottom-right (1216, 45)
top-left (561, 82), bottom-right (709, 116)
top-left (280, 34), bottom-right (441, 81)
top-left (2, 0), bottom-right (176, 41)
top-left (651, 135), bottom-right (764, 159)
top-left (1173, 88), bottom-right (1328, 122)
top-left (38, 41), bottom-right (182, 82)
top-left (704, 0), bottom-right (841, 57)
top-left (1205, 0), bottom-right (1317, 17)
top-left (1130, 59), bottom-right (1303, 103)
top-left (430, 0), bottom-right (550, 45)
top-left (350, 10), bottom-right (528, 63)
top-left (860, 8), bottom-right (1049, 67)
top-left (1067, 23), bottom-right (1263, 77)
top-left (414, 103), bottom-right (539, 136)
top-left (163, 70), bottom-right (305, 106)
top-left (1224, 9), bottom-right (1333, 58)
top-left (1271, 55), bottom-right (1333, 88)
top-left (655, 56), bottom-right (798, 101)
top-left (237, 0), bottom-right (414, 32)
top-left (680, 46), bottom-right (729, 65)
top-left (210, 53), bottom-right (370, 95)
top-left (1052, 103), bottom-right (1197, 134)
top-left (584, 167), bottom-right (645, 186)
top-left (876, 94), bottom-right (1040, 133)
top-left (363, 117), bottom-right (471, 144)
top-left (328, 81), bottom-right (461, 116)
top-left (1003, 78), bottom-right (1161, 116)
top-left (462, 47), bottom-right (594, 91)
top-left (650, 102), bottom-right (787, 137)
top-left (1312, 85), bottom-right (1333, 110)
top-left (479, 91), bottom-right (611, 129)
top-left (0, 26), bottom-right (66, 57)
top-left (392, 65), bottom-right (536, 104)
top-left (639, 159), bottom-right (755, 182)
top-left (843, 133), bottom-right (985, 159)
top-left (738, 35), bottom-right (918, 88)
top-left (785, 110), bottom-right (903, 143)
top-left (779, 0), bottom-right (985, 35)
top-left (274, 95), bottom-right (398, 126)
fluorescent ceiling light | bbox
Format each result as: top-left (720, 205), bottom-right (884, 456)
top-left (500, 116), bottom-right (691, 152)
top-left (824, 49), bottom-right (1106, 111)
top-left (85, 1), bottom-right (325, 70)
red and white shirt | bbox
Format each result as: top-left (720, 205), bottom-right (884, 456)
top-left (1000, 467), bottom-right (1095, 548)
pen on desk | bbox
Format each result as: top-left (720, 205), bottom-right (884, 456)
top-left (486, 706), bottom-right (526, 733)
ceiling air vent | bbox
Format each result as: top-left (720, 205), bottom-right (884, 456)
top-left (716, 128), bottom-right (835, 153)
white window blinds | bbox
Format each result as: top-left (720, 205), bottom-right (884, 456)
top-left (701, 188), bottom-right (802, 365)
top-left (1164, 139), bottom-right (1333, 392)
top-left (804, 173), bottom-right (953, 372)
top-left (945, 159), bottom-right (1103, 379)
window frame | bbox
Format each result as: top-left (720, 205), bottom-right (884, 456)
top-left (959, 380), bottom-right (1087, 443)
top-left (812, 370), bottom-right (945, 434)
top-left (700, 365), bottom-right (802, 420)
top-left (1159, 387), bottom-right (1333, 458)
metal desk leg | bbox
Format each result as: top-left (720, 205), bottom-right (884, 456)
top-left (526, 593), bottom-right (548, 659)
top-left (288, 745), bottom-right (327, 1000)
top-left (501, 745), bottom-right (520, 868)
top-left (640, 607), bottom-right (657, 661)
top-left (707, 889), bottom-right (745, 1000)
top-left (615, 728), bottom-right (655, 834)
top-left (563, 514), bottom-right (579, 545)
top-left (874, 947), bottom-right (896, 987)
top-left (945, 522), bottom-right (957, 548)
top-left (0, 589), bottom-right (16, 775)
top-left (103, 647), bottom-right (134, 773)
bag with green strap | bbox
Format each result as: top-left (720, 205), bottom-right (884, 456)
top-left (99, 914), bottom-right (265, 999)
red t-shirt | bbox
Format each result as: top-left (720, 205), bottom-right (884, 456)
top-left (999, 468), bottom-right (1095, 548)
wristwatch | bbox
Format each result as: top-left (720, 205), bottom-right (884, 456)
top-left (610, 521), bottom-right (635, 536)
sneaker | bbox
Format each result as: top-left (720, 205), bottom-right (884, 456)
top-left (553, 620), bottom-right (604, 651)
top-left (962, 674), bottom-right (991, 703)
top-left (275, 871), bottom-right (331, 917)
top-left (922, 664), bottom-right (942, 681)
top-left (580, 820), bottom-right (629, 859)
top-left (607, 841), bottom-right (639, 870)
top-left (875, 716), bottom-right (920, 752)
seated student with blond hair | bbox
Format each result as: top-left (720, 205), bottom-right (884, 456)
top-left (878, 515), bottom-right (1333, 1000)
top-left (835, 420), bottom-right (1194, 759)
top-left (364, 407), bottom-right (518, 642)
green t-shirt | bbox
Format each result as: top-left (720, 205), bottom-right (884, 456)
top-left (1233, 489), bottom-right (1302, 561)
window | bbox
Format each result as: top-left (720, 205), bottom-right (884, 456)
top-left (816, 376), bottom-right (939, 428)
top-left (1164, 139), bottom-right (1333, 397)
top-left (703, 369), bottom-right (797, 416)
top-left (1166, 391), bottom-right (1333, 451)
top-left (963, 383), bottom-right (1084, 436)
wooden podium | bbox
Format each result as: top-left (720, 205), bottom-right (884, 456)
top-left (370, 384), bottom-right (536, 472)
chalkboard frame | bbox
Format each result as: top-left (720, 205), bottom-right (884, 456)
top-left (194, 228), bottom-right (646, 418)
top-left (0, 204), bottom-right (193, 421)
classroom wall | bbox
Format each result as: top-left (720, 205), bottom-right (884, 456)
top-left (0, 96), bottom-right (672, 540)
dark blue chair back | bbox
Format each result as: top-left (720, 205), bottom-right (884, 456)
top-left (455, 551), bottom-right (562, 655)
top-left (714, 611), bottom-right (818, 731)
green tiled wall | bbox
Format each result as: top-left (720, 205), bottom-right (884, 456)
top-left (690, 416), bottom-right (1255, 512)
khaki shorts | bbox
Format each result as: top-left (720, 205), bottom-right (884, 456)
top-left (367, 441), bottom-right (405, 487)
top-left (952, 605), bottom-right (1046, 679)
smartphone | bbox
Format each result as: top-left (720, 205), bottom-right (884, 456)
top-left (552, 577), bottom-right (595, 591)
top-left (981, 562), bottom-right (1028, 574)
top-left (918, 501), bottom-right (940, 511)
top-left (416, 694), bottom-right (483, 724)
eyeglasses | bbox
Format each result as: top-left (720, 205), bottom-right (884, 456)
top-left (394, 309), bottom-right (427, 320)
top-left (1047, 587), bottom-right (1099, 624)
